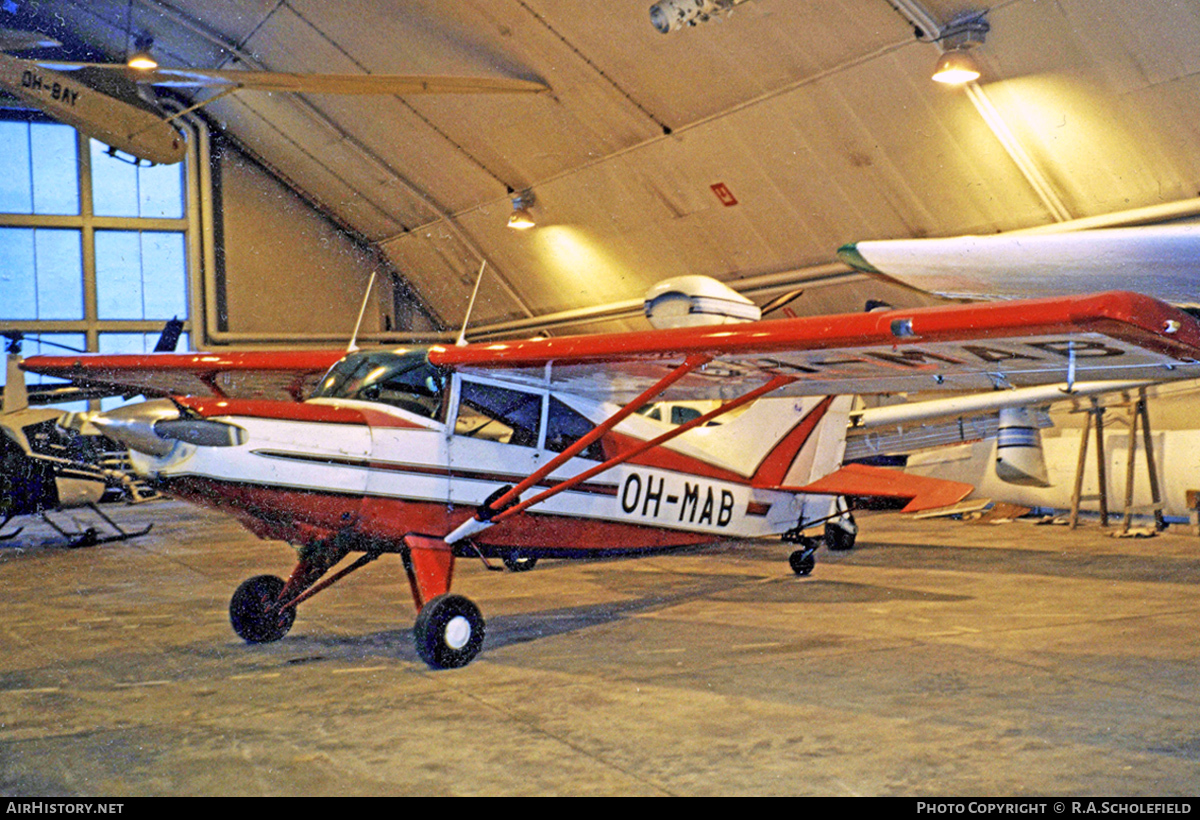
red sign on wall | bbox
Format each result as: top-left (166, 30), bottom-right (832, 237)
top-left (710, 182), bottom-right (738, 207)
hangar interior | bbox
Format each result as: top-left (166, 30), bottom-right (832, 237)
top-left (7, 0), bottom-right (1200, 349)
top-left (2, 0), bottom-right (1200, 798)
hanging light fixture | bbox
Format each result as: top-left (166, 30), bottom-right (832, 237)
top-left (507, 193), bottom-right (536, 230)
top-left (931, 10), bottom-right (988, 85)
top-left (932, 48), bottom-right (981, 84)
top-left (127, 34), bottom-right (158, 70)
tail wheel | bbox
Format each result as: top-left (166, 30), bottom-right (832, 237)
top-left (413, 593), bottom-right (485, 669)
top-left (788, 534), bottom-right (818, 576)
top-left (230, 574), bottom-right (296, 644)
top-left (789, 549), bottom-right (816, 576)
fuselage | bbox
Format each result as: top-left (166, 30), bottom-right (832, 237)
top-left (121, 349), bottom-right (848, 556)
top-left (0, 53), bottom-right (187, 165)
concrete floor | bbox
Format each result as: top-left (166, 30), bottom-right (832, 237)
top-left (1, 500), bottom-right (1198, 796)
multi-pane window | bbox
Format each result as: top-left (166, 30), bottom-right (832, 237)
top-left (0, 117), bottom-right (196, 398)
top-left (0, 227), bottom-right (84, 320)
top-left (0, 121), bottom-right (80, 215)
top-left (88, 139), bottom-right (185, 219)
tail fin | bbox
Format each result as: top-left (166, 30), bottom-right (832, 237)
top-left (153, 317), bottom-right (185, 352)
top-left (4, 354), bottom-right (29, 414)
top-left (663, 394), bottom-right (852, 485)
top-left (748, 395), bottom-right (852, 488)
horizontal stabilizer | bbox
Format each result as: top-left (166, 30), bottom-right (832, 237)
top-left (786, 463), bottom-right (973, 513)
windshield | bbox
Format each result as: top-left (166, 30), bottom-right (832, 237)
top-left (311, 349), bottom-right (448, 420)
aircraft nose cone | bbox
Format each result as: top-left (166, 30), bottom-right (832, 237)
top-left (88, 399), bottom-right (181, 457)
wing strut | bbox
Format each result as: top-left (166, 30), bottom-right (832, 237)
top-left (486, 373), bottom-right (798, 525)
top-left (444, 363), bottom-right (801, 546)
top-left (444, 353), bottom-right (713, 544)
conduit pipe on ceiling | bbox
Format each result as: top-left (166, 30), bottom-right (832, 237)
top-left (196, 189), bottom-right (1200, 346)
top-left (890, 0), bottom-right (1073, 223)
top-left (1008, 196), bottom-right (1200, 234)
top-left (198, 261), bottom-right (866, 345)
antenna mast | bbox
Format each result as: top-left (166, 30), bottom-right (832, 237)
top-left (348, 272), bottom-right (377, 352)
top-left (456, 260), bottom-right (487, 347)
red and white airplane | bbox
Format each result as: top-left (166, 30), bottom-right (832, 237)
top-left (22, 281), bottom-right (1200, 668)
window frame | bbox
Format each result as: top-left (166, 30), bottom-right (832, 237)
top-left (451, 374), bottom-right (547, 450)
top-left (0, 111), bottom-right (206, 357)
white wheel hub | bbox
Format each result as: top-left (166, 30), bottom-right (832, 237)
top-left (444, 615), bottom-right (472, 650)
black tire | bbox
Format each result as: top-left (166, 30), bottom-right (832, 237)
top-left (502, 551), bottom-right (538, 572)
top-left (824, 516), bottom-right (857, 551)
top-left (413, 593), bottom-right (485, 669)
top-left (230, 574), bottom-right (295, 644)
top-left (789, 549), bottom-right (815, 576)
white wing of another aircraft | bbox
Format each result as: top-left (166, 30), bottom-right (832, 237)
top-left (838, 224), bottom-right (1200, 305)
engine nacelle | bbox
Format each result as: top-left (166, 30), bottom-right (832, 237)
top-left (993, 407), bottom-right (1050, 487)
top-left (644, 275), bottom-right (761, 330)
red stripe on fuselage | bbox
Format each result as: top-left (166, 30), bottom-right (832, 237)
top-left (167, 476), bottom-right (708, 554)
top-left (177, 397), bottom-right (428, 428)
top-left (749, 396), bottom-right (835, 487)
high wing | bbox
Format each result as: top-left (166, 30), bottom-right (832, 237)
top-left (430, 291), bottom-right (1200, 402)
top-left (37, 63), bottom-right (549, 96)
top-left (22, 292), bottom-right (1200, 404)
top-left (21, 350), bottom-right (344, 403)
top-left (838, 225), bottom-right (1200, 304)
top-left (0, 30), bottom-right (547, 166)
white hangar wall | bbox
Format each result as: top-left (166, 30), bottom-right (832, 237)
top-left (209, 138), bottom-right (437, 346)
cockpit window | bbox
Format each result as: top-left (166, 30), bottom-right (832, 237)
top-left (311, 350), bottom-right (447, 420)
top-left (546, 397), bottom-right (603, 460)
top-left (455, 380), bottom-right (542, 448)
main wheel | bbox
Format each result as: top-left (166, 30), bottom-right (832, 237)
top-left (502, 551), bottom-right (538, 572)
top-left (413, 593), bottom-right (485, 669)
top-left (824, 515), bottom-right (857, 551)
top-left (230, 574), bottom-right (296, 644)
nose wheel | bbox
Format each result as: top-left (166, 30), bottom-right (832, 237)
top-left (413, 593), bottom-right (485, 669)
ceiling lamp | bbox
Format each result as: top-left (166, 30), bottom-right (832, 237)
top-left (931, 10), bottom-right (988, 85)
top-left (507, 193), bottom-right (536, 230)
top-left (932, 48), bottom-right (981, 84)
top-left (127, 35), bottom-right (157, 70)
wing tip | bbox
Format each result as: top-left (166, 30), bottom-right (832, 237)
top-left (836, 242), bottom-right (880, 273)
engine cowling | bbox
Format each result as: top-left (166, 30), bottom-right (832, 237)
top-left (993, 406), bottom-right (1050, 487)
top-left (643, 275), bottom-right (761, 330)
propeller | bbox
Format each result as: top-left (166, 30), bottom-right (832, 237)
top-left (757, 288), bottom-right (805, 318)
